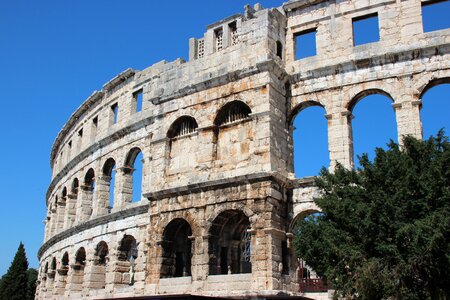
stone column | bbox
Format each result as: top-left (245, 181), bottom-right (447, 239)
top-left (64, 193), bottom-right (77, 229)
top-left (114, 166), bottom-right (134, 209)
top-left (76, 185), bottom-right (94, 223)
top-left (65, 264), bottom-right (84, 297)
top-left (393, 97), bottom-right (422, 143)
top-left (53, 265), bottom-right (69, 297)
top-left (83, 249), bottom-right (107, 296)
top-left (55, 197), bottom-right (66, 234)
top-left (92, 175), bottom-right (111, 217)
top-left (49, 206), bottom-right (57, 237)
top-left (327, 110), bottom-right (354, 170)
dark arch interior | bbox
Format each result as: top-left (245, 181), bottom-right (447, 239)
top-left (160, 218), bottom-right (193, 278)
top-left (167, 116), bottom-right (198, 138)
top-left (51, 257), bottom-right (56, 270)
top-left (61, 252), bottom-right (69, 267)
top-left (118, 235), bottom-right (137, 261)
top-left (208, 210), bottom-right (251, 275)
top-left (75, 247), bottom-right (86, 268)
top-left (95, 241), bottom-right (109, 265)
top-left (125, 148), bottom-right (142, 169)
top-left (84, 169), bottom-right (95, 188)
top-left (71, 178), bottom-right (79, 194)
top-left (214, 101), bottom-right (251, 126)
top-left (102, 158), bottom-right (116, 176)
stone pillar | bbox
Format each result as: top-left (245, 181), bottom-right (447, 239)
top-left (327, 110), bottom-right (354, 170)
top-left (114, 167), bottom-right (134, 209)
top-left (83, 249), bottom-right (107, 296)
top-left (105, 246), bottom-right (119, 294)
top-left (64, 193), bottom-right (77, 229)
top-left (92, 175), bottom-right (111, 217)
top-left (53, 266), bottom-right (69, 297)
top-left (76, 185), bottom-right (94, 223)
top-left (55, 197), bottom-right (66, 234)
top-left (49, 206), bottom-right (57, 237)
top-left (64, 264), bottom-right (84, 297)
top-left (393, 97), bottom-right (422, 143)
top-left (45, 268), bottom-right (56, 299)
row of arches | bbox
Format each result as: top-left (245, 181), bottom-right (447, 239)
top-left (46, 147), bottom-right (144, 239)
top-left (40, 209), bottom-right (257, 298)
top-left (292, 81), bottom-right (450, 177)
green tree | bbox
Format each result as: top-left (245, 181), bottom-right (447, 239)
top-left (294, 132), bottom-right (450, 299)
top-left (0, 243), bottom-right (36, 300)
top-left (26, 268), bottom-right (38, 300)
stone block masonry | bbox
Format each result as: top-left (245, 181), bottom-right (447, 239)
top-left (37, 1), bottom-right (449, 299)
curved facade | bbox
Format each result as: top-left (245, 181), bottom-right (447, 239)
top-left (37, 0), bottom-right (449, 299)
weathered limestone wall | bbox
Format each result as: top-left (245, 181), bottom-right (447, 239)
top-left (37, 0), bottom-right (449, 299)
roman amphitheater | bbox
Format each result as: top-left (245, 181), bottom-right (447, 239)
top-left (36, 0), bottom-right (449, 299)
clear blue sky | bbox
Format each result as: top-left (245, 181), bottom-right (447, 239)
top-left (0, 0), bottom-right (448, 276)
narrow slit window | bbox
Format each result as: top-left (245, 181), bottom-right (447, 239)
top-left (111, 103), bottom-right (119, 124)
top-left (295, 29), bottom-right (317, 60)
top-left (197, 39), bottom-right (205, 58)
top-left (92, 116), bottom-right (98, 138)
top-left (352, 13), bottom-right (380, 46)
top-left (422, 0), bottom-right (450, 32)
top-left (134, 90), bottom-right (143, 113)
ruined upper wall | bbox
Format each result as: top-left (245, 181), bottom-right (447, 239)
top-left (49, 4), bottom-right (286, 175)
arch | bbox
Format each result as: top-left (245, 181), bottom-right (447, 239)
top-left (94, 241), bottom-right (109, 266)
top-left (125, 147), bottom-right (143, 168)
top-left (290, 208), bottom-right (321, 233)
top-left (208, 209), bottom-right (252, 275)
top-left (349, 89), bottom-right (397, 168)
top-left (418, 77), bottom-right (450, 99)
top-left (102, 158), bottom-right (116, 209)
top-left (347, 88), bottom-right (394, 112)
top-left (61, 187), bottom-right (67, 198)
top-left (167, 116), bottom-right (198, 138)
top-left (102, 158), bottom-right (116, 176)
top-left (289, 100), bottom-right (324, 125)
top-left (71, 178), bottom-right (79, 194)
top-left (291, 101), bottom-right (329, 177)
top-left (61, 252), bottom-right (69, 268)
top-left (160, 218), bottom-right (193, 278)
top-left (51, 257), bottom-right (57, 270)
top-left (44, 261), bottom-right (49, 274)
top-left (214, 100), bottom-right (251, 126)
top-left (118, 235), bottom-right (138, 262)
top-left (420, 80), bottom-right (450, 138)
top-left (84, 168), bottom-right (95, 188)
top-left (74, 247), bottom-right (86, 268)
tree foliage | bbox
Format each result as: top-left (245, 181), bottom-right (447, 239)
top-left (0, 243), bottom-right (37, 300)
top-left (294, 132), bottom-right (450, 299)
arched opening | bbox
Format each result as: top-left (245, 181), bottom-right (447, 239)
top-left (167, 116), bottom-right (198, 138)
top-left (167, 116), bottom-right (199, 174)
top-left (51, 257), bottom-right (57, 271)
top-left (213, 101), bottom-right (252, 166)
top-left (82, 168), bottom-right (95, 218)
top-left (293, 211), bottom-right (329, 292)
top-left (125, 148), bottom-right (143, 203)
top-left (61, 252), bottom-right (69, 272)
top-left (208, 210), bottom-right (251, 275)
top-left (349, 91), bottom-right (396, 168)
top-left (116, 235), bottom-right (138, 285)
top-left (102, 158), bottom-right (116, 210)
top-left (92, 241), bottom-right (108, 289)
top-left (160, 218), bottom-right (193, 278)
top-left (291, 102), bottom-right (329, 177)
top-left (71, 247), bottom-right (86, 292)
top-left (61, 187), bottom-right (67, 198)
top-left (54, 252), bottom-right (69, 294)
top-left (95, 241), bottom-right (109, 266)
top-left (71, 178), bottom-right (79, 195)
top-left (420, 79), bottom-right (450, 139)
top-left (214, 100), bottom-right (251, 126)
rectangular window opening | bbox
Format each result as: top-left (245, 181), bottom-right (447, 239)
top-left (295, 29), bottom-right (317, 60)
top-left (422, 0), bottom-right (450, 32)
top-left (91, 116), bottom-right (98, 139)
top-left (352, 13), bottom-right (380, 46)
top-left (229, 21), bottom-right (238, 46)
top-left (111, 103), bottom-right (119, 124)
top-left (134, 90), bottom-right (143, 113)
top-left (78, 128), bottom-right (83, 138)
top-left (215, 27), bottom-right (224, 52)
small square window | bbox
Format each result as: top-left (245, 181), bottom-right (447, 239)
top-left (134, 90), bottom-right (143, 113)
top-left (352, 13), bottom-right (380, 46)
top-left (422, 0), bottom-right (450, 32)
top-left (295, 29), bottom-right (317, 60)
